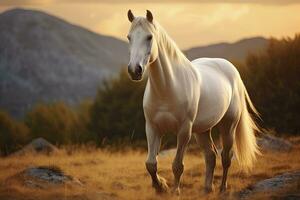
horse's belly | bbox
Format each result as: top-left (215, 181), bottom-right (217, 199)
top-left (193, 107), bottom-right (227, 133)
top-left (193, 72), bottom-right (232, 132)
top-left (193, 95), bottom-right (231, 132)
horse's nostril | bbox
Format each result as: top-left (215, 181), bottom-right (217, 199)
top-left (136, 65), bottom-right (143, 75)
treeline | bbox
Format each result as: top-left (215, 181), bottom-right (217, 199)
top-left (241, 34), bottom-right (300, 134)
top-left (0, 71), bottom-right (147, 155)
top-left (1, 34), bottom-right (299, 155)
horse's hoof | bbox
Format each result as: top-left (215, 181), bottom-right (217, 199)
top-left (171, 187), bottom-right (180, 196)
top-left (158, 176), bottom-right (169, 193)
top-left (154, 176), bottom-right (169, 193)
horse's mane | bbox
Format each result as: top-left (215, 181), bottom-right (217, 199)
top-left (130, 17), bottom-right (188, 63)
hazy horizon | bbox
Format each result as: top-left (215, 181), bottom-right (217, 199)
top-left (1, 1), bottom-right (300, 49)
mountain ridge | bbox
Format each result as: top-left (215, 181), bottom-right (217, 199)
top-left (184, 36), bottom-right (268, 62)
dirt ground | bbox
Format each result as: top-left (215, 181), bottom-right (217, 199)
top-left (0, 137), bottom-right (300, 200)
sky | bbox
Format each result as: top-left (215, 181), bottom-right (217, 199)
top-left (0, 0), bottom-right (300, 49)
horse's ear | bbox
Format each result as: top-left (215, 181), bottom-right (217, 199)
top-left (146, 10), bottom-right (153, 23)
top-left (128, 9), bottom-right (135, 22)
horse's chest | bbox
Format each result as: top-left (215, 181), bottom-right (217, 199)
top-left (146, 104), bottom-right (187, 133)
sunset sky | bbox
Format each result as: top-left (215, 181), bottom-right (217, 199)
top-left (1, 0), bottom-right (300, 49)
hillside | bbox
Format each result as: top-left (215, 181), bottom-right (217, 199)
top-left (184, 37), bottom-right (268, 62)
top-left (0, 8), bottom-right (128, 117)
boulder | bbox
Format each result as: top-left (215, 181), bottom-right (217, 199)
top-left (14, 138), bottom-right (58, 155)
top-left (25, 166), bottom-right (72, 185)
top-left (6, 166), bottom-right (82, 189)
top-left (257, 134), bottom-right (293, 152)
top-left (239, 171), bottom-right (300, 199)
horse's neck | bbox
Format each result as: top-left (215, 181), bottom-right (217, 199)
top-left (148, 44), bottom-right (190, 99)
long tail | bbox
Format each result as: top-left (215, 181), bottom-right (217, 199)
top-left (234, 82), bottom-right (261, 172)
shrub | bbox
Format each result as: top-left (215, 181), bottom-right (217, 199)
top-left (89, 70), bottom-right (146, 146)
top-left (24, 102), bottom-right (78, 144)
top-left (0, 111), bottom-right (29, 155)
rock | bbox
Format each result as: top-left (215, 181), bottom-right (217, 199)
top-left (7, 166), bottom-right (83, 189)
top-left (25, 166), bottom-right (72, 184)
top-left (13, 138), bottom-right (58, 155)
top-left (257, 134), bottom-right (293, 152)
top-left (239, 171), bottom-right (300, 199)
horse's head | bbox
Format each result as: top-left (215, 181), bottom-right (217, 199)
top-left (126, 10), bottom-right (158, 81)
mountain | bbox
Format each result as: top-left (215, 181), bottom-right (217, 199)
top-left (184, 37), bottom-right (268, 62)
top-left (0, 8), bottom-right (128, 118)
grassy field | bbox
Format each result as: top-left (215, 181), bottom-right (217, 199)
top-left (0, 137), bottom-right (300, 200)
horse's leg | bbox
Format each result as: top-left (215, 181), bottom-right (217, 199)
top-left (172, 120), bottom-right (192, 195)
top-left (145, 122), bottom-right (169, 193)
top-left (218, 114), bottom-right (239, 192)
top-left (194, 129), bottom-right (217, 193)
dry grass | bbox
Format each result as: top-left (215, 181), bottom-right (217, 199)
top-left (0, 137), bottom-right (300, 200)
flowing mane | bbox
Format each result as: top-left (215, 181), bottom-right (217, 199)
top-left (130, 17), bottom-right (189, 63)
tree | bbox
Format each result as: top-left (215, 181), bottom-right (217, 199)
top-left (90, 70), bottom-right (146, 146)
top-left (0, 111), bottom-right (29, 155)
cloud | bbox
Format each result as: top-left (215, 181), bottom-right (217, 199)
top-left (1, 2), bottom-right (299, 49)
top-left (197, 5), bottom-right (250, 27)
top-left (1, 0), bottom-right (300, 6)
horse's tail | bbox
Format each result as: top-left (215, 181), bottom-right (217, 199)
top-left (234, 81), bottom-right (261, 172)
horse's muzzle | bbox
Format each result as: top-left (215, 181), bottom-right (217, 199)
top-left (128, 64), bottom-right (143, 81)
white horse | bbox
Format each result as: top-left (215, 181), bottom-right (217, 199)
top-left (126, 10), bottom-right (260, 194)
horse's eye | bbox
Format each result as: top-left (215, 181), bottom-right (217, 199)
top-left (127, 35), bottom-right (131, 41)
top-left (146, 35), bottom-right (153, 41)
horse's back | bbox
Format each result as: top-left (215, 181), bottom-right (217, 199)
top-left (191, 58), bottom-right (241, 133)
top-left (192, 58), bottom-right (240, 83)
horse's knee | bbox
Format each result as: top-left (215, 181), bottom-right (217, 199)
top-left (145, 162), bottom-right (157, 176)
top-left (172, 161), bottom-right (184, 178)
top-left (221, 149), bottom-right (233, 168)
top-left (204, 144), bottom-right (217, 163)
top-left (205, 151), bottom-right (217, 167)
